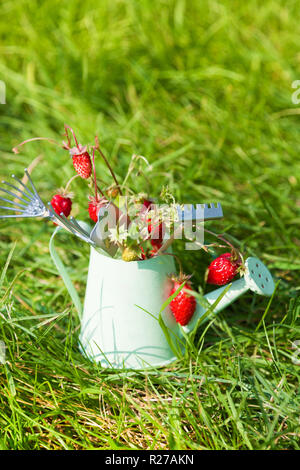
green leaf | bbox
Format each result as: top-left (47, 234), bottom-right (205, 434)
top-left (49, 227), bottom-right (82, 319)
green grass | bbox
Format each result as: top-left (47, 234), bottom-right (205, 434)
top-left (0, 0), bottom-right (300, 450)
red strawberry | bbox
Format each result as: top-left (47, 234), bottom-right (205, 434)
top-left (72, 151), bottom-right (92, 179)
top-left (148, 223), bottom-right (164, 246)
top-left (140, 247), bottom-right (148, 260)
top-left (142, 198), bottom-right (153, 211)
top-left (147, 219), bottom-right (164, 248)
top-left (88, 196), bottom-right (108, 223)
top-left (140, 245), bottom-right (160, 260)
top-left (63, 127), bottom-right (92, 180)
top-left (51, 193), bottom-right (72, 218)
top-left (207, 252), bottom-right (239, 286)
top-left (137, 198), bottom-right (164, 249)
top-left (169, 275), bottom-right (196, 326)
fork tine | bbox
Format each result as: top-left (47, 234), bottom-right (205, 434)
top-left (59, 213), bottom-right (94, 245)
top-left (0, 172), bottom-right (49, 220)
top-left (2, 180), bottom-right (33, 198)
top-left (47, 204), bottom-right (60, 221)
top-left (10, 174), bottom-right (36, 199)
top-left (47, 204), bottom-right (74, 228)
top-left (24, 169), bottom-right (45, 206)
top-left (0, 213), bottom-right (38, 219)
top-left (0, 205), bottom-right (27, 213)
top-left (48, 205), bottom-right (95, 245)
top-left (0, 195), bottom-right (27, 208)
top-left (0, 185), bottom-right (32, 204)
top-left (69, 217), bottom-right (91, 238)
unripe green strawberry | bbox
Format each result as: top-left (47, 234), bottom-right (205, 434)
top-left (122, 246), bottom-right (140, 262)
top-left (107, 186), bottom-right (120, 199)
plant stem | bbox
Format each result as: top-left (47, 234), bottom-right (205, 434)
top-left (63, 174), bottom-right (79, 194)
top-left (91, 147), bottom-right (99, 201)
top-left (157, 225), bottom-right (183, 254)
top-left (159, 252), bottom-right (183, 278)
top-left (204, 228), bottom-right (243, 263)
top-left (96, 184), bottom-right (105, 197)
top-left (64, 124), bottom-right (79, 149)
top-left (95, 137), bottom-right (123, 195)
top-left (204, 228), bottom-right (237, 251)
top-left (12, 137), bottom-right (59, 154)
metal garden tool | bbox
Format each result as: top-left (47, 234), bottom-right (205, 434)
top-left (157, 202), bottom-right (224, 253)
top-left (89, 201), bottom-right (224, 256)
top-left (90, 202), bottom-right (119, 257)
top-left (0, 170), bottom-right (97, 248)
top-left (0, 170), bottom-right (49, 219)
top-left (176, 202), bottom-right (223, 222)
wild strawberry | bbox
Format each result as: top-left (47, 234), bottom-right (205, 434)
top-left (169, 275), bottom-right (196, 326)
top-left (141, 198), bottom-right (153, 211)
top-left (207, 252), bottom-right (240, 286)
top-left (140, 246), bottom-right (148, 260)
top-left (51, 193), bottom-right (72, 218)
top-left (71, 148), bottom-right (92, 179)
top-left (147, 219), bottom-right (164, 247)
top-left (140, 245), bottom-right (160, 260)
top-left (88, 196), bottom-right (108, 223)
top-left (63, 126), bottom-right (92, 179)
top-left (141, 200), bottom-right (165, 247)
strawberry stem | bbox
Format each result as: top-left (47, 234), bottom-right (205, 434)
top-left (12, 137), bottom-right (59, 154)
top-left (204, 228), bottom-right (235, 250)
top-left (156, 252), bottom-right (184, 278)
top-left (96, 184), bottom-right (105, 197)
top-left (64, 124), bottom-right (79, 149)
top-left (204, 228), bottom-right (243, 263)
top-left (91, 147), bottom-right (99, 202)
top-left (63, 174), bottom-right (79, 194)
top-left (94, 136), bottom-right (123, 195)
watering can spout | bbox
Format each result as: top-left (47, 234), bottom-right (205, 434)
top-left (183, 257), bottom-right (275, 334)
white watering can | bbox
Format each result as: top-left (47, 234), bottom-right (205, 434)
top-left (0, 172), bottom-right (276, 370)
top-left (50, 236), bottom-right (275, 370)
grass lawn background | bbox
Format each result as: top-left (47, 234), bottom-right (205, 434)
top-left (0, 0), bottom-right (299, 449)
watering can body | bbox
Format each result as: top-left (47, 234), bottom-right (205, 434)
top-left (79, 248), bottom-right (275, 369)
top-left (79, 247), bottom-right (181, 369)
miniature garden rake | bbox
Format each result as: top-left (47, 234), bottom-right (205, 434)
top-left (0, 170), bottom-right (96, 247)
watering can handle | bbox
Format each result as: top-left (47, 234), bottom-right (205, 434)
top-left (49, 226), bottom-right (83, 318)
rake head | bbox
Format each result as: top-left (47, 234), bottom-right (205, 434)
top-left (0, 170), bottom-right (96, 247)
top-left (176, 203), bottom-right (223, 222)
top-left (0, 169), bottom-right (49, 219)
